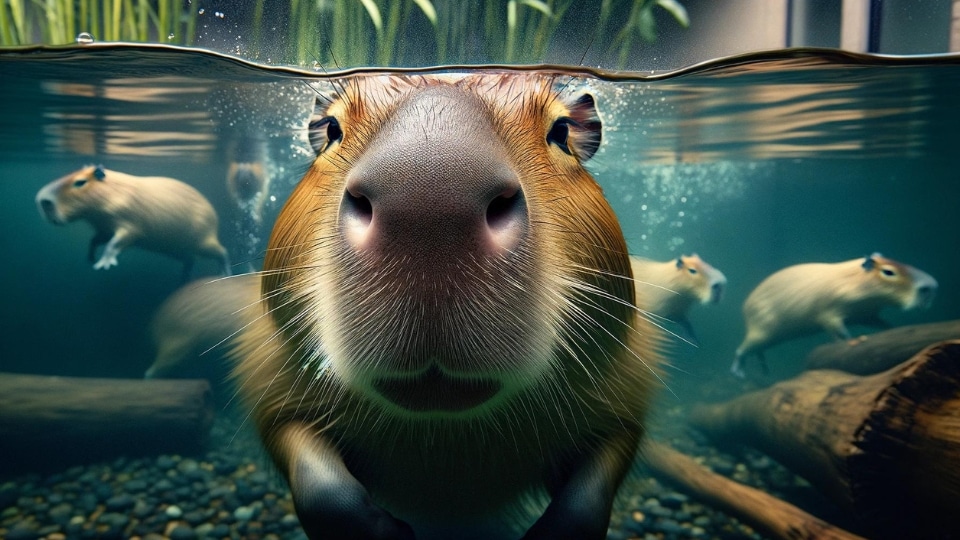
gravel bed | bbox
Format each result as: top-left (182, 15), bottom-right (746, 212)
top-left (0, 403), bottom-right (832, 540)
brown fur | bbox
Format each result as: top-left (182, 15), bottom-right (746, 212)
top-left (732, 253), bottom-right (937, 377)
top-left (35, 165), bottom-right (229, 276)
top-left (233, 73), bottom-right (662, 538)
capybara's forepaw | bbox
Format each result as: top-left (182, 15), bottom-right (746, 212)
top-left (93, 255), bottom-right (118, 270)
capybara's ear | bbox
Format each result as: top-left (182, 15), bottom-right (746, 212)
top-left (862, 254), bottom-right (877, 271)
top-left (565, 93), bottom-right (602, 161)
top-left (93, 165), bottom-right (106, 181)
top-left (675, 257), bottom-right (685, 269)
top-left (308, 98), bottom-right (344, 155)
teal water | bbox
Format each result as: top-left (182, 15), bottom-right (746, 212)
top-left (2, 46), bottom-right (956, 383)
top-left (1, 45), bottom-right (958, 538)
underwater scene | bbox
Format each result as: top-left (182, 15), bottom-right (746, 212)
top-left (2, 42), bottom-right (960, 540)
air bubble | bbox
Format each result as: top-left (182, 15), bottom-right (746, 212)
top-left (75, 32), bottom-right (94, 44)
top-left (168, 33), bottom-right (175, 40)
top-left (215, 11), bottom-right (225, 19)
top-left (198, 8), bottom-right (205, 14)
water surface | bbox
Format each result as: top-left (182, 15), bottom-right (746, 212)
top-left (1, 44), bottom-right (958, 538)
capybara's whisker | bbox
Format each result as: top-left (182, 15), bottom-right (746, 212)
top-left (230, 73), bottom-right (663, 539)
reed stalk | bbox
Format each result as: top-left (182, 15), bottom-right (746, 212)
top-left (0, 0), bottom-right (685, 68)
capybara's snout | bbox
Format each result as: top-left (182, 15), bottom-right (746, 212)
top-left (710, 281), bottom-right (724, 303)
top-left (36, 195), bottom-right (61, 225)
top-left (915, 281), bottom-right (938, 309)
top-left (338, 87), bottom-right (529, 260)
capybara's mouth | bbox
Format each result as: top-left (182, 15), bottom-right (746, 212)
top-left (374, 365), bottom-right (501, 413)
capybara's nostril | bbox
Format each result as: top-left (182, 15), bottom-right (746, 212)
top-left (344, 188), bottom-right (373, 226)
top-left (486, 187), bottom-right (522, 230)
top-left (341, 186), bottom-right (375, 248)
top-left (485, 185), bottom-right (527, 252)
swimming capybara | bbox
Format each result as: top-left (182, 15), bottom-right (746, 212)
top-left (35, 165), bottom-right (230, 279)
top-left (731, 253), bottom-right (937, 378)
top-left (631, 254), bottom-right (726, 342)
top-left (145, 273), bottom-right (260, 380)
top-left (232, 73), bottom-right (663, 540)
top-left (226, 136), bottom-right (271, 224)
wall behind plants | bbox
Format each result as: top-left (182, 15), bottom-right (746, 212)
top-left (0, 0), bottom-right (690, 69)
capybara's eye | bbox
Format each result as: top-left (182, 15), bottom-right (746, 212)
top-left (546, 118), bottom-right (572, 155)
top-left (308, 116), bottom-right (343, 153)
top-left (881, 267), bottom-right (898, 277)
top-left (73, 179), bottom-right (87, 188)
top-left (688, 267), bottom-right (698, 275)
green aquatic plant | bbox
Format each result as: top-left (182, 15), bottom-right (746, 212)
top-left (601, 0), bottom-right (690, 67)
top-left (0, 0), bottom-right (200, 45)
top-left (0, 0), bottom-right (687, 68)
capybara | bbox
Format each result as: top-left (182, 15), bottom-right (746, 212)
top-left (232, 73), bottom-right (663, 540)
top-left (145, 273), bottom-right (261, 380)
top-left (35, 165), bottom-right (230, 279)
top-left (226, 136), bottom-right (271, 224)
top-left (630, 254), bottom-right (726, 342)
top-left (731, 253), bottom-right (937, 378)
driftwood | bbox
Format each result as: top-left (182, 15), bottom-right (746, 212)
top-left (688, 341), bottom-right (960, 539)
top-left (805, 319), bottom-right (960, 374)
top-left (0, 373), bottom-right (214, 472)
top-left (642, 441), bottom-right (864, 540)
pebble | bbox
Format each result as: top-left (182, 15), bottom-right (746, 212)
top-left (124, 479), bottom-right (148, 491)
top-left (5, 521), bottom-right (39, 540)
top-left (97, 512), bottom-right (130, 530)
top-left (194, 522), bottom-right (215, 537)
top-left (165, 505), bottom-right (184, 518)
top-left (233, 505), bottom-right (256, 521)
top-left (209, 523), bottom-right (231, 537)
top-left (660, 492), bottom-right (689, 509)
top-left (168, 524), bottom-right (198, 540)
top-left (154, 478), bottom-right (174, 491)
top-left (1, 506), bottom-right (21, 519)
top-left (0, 407), bottom-right (799, 540)
top-left (132, 499), bottom-right (155, 518)
top-left (47, 503), bottom-right (73, 523)
top-left (177, 459), bottom-right (200, 475)
top-left (105, 494), bottom-right (135, 511)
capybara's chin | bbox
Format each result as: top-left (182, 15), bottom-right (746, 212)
top-left (316, 244), bottom-right (560, 415)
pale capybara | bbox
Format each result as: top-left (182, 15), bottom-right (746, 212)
top-left (145, 273), bottom-right (261, 380)
top-left (630, 254), bottom-right (726, 341)
top-left (35, 165), bottom-right (230, 279)
top-left (232, 74), bottom-right (663, 540)
top-left (226, 136), bottom-right (271, 224)
top-left (731, 253), bottom-right (937, 378)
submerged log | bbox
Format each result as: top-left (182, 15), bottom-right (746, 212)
top-left (805, 319), bottom-right (960, 374)
top-left (0, 372), bottom-right (214, 473)
top-left (689, 341), bottom-right (960, 539)
top-left (642, 441), bottom-right (865, 540)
